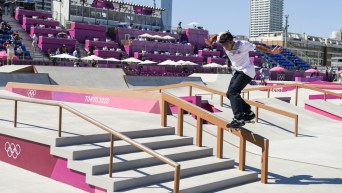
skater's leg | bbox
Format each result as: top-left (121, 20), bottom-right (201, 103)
top-left (226, 71), bottom-right (252, 120)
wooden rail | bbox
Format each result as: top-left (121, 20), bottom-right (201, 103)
top-left (140, 82), bottom-right (299, 137)
top-left (161, 92), bottom-right (269, 183)
top-left (0, 95), bottom-right (180, 193)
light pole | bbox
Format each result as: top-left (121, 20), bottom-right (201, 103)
top-left (284, 14), bottom-right (289, 48)
top-left (82, 0), bottom-right (85, 23)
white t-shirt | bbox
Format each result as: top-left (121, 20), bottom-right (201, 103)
top-left (223, 40), bottom-right (256, 78)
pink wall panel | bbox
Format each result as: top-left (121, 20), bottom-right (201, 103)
top-left (0, 134), bottom-right (57, 177)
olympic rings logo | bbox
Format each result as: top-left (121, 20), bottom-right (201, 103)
top-left (27, 89), bottom-right (36, 98)
top-left (4, 142), bottom-right (21, 159)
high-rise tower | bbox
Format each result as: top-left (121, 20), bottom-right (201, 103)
top-left (161, 0), bottom-right (172, 30)
top-left (249, 0), bottom-right (283, 37)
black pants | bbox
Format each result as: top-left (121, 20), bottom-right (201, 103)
top-left (226, 71), bottom-right (252, 120)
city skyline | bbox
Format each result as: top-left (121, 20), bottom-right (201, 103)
top-left (127, 0), bottom-right (342, 38)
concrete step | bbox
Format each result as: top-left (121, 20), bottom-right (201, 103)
top-left (87, 156), bottom-right (235, 192)
top-left (119, 169), bottom-right (257, 193)
top-left (52, 135), bottom-right (193, 160)
top-left (54, 127), bottom-right (175, 147)
top-left (68, 145), bottom-right (213, 175)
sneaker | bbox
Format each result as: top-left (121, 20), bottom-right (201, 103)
top-left (227, 119), bottom-right (245, 128)
top-left (244, 112), bottom-right (255, 122)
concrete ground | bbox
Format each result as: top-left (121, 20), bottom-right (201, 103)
top-left (0, 161), bottom-right (87, 193)
top-left (0, 77), bottom-right (341, 192)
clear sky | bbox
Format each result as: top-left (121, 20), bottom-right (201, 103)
top-left (125, 0), bottom-right (342, 38)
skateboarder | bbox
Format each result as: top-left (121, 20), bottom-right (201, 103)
top-left (206, 32), bottom-right (282, 128)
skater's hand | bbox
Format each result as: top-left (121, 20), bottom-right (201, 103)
top-left (205, 34), bottom-right (218, 46)
top-left (271, 46), bottom-right (283, 54)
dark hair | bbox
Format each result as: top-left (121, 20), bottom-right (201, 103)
top-left (218, 32), bottom-right (234, 44)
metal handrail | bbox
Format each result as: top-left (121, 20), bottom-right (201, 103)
top-left (0, 95), bottom-right (180, 193)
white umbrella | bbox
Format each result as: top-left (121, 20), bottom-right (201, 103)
top-left (152, 35), bottom-right (163, 39)
top-left (158, 59), bottom-right (178, 66)
top-left (182, 61), bottom-right (198, 66)
top-left (139, 60), bottom-right (157, 65)
top-left (176, 60), bottom-right (186, 65)
top-left (105, 57), bottom-right (121, 62)
top-left (81, 55), bottom-right (104, 61)
top-left (163, 35), bottom-right (176, 40)
top-left (188, 22), bottom-right (200, 26)
top-left (202, 62), bottom-right (224, 68)
top-left (121, 57), bottom-right (142, 63)
top-left (139, 33), bottom-right (152, 38)
top-left (50, 54), bottom-right (78, 60)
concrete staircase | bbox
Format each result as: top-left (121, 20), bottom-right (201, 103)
top-left (3, 15), bottom-right (49, 61)
top-left (51, 126), bottom-right (257, 192)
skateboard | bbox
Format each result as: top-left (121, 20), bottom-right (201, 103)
top-left (227, 120), bottom-right (255, 132)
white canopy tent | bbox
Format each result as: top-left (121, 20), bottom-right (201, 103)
top-left (105, 58), bottom-right (121, 62)
top-left (202, 62), bottom-right (225, 68)
top-left (139, 60), bottom-right (157, 65)
top-left (50, 54), bottom-right (78, 60)
top-left (182, 61), bottom-right (199, 66)
top-left (138, 33), bottom-right (153, 38)
top-left (121, 57), bottom-right (143, 63)
top-left (81, 55), bottom-right (104, 61)
top-left (163, 35), bottom-right (176, 40)
top-left (158, 59), bottom-right (178, 66)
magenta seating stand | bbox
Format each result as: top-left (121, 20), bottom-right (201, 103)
top-left (85, 40), bottom-right (118, 51)
top-left (22, 17), bottom-right (59, 33)
top-left (30, 27), bottom-right (69, 38)
top-left (93, 50), bottom-right (121, 59)
top-left (69, 22), bottom-right (106, 43)
top-left (38, 36), bottom-right (76, 53)
top-left (15, 8), bottom-right (52, 24)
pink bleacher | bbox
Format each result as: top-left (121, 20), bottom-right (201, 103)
top-left (30, 27), bottom-right (69, 38)
top-left (85, 40), bottom-right (118, 51)
top-left (185, 28), bottom-right (208, 47)
top-left (93, 50), bottom-right (121, 59)
top-left (15, 8), bottom-right (52, 24)
top-left (38, 36), bottom-right (76, 53)
top-left (125, 40), bottom-right (193, 56)
top-left (114, 28), bottom-right (180, 42)
top-left (198, 50), bottom-right (220, 58)
top-left (250, 57), bottom-right (262, 66)
top-left (22, 17), bottom-right (59, 33)
top-left (134, 52), bottom-right (204, 64)
top-left (207, 57), bottom-right (226, 65)
top-left (69, 22), bottom-right (106, 43)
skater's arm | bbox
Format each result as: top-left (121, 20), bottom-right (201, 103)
top-left (256, 45), bottom-right (283, 54)
top-left (205, 34), bottom-right (218, 46)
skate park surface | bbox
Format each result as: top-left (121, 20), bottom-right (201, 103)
top-left (0, 70), bottom-right (341, 193)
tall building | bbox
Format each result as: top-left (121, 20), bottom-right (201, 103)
top-left (34, 0), bottom-right (52, 12)
top-left (249, 0), bottom-right (283, 37)
top-left (332, 29), bottom-right (342, 41)
top-left (161, 0), bottom-right (172, 31)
